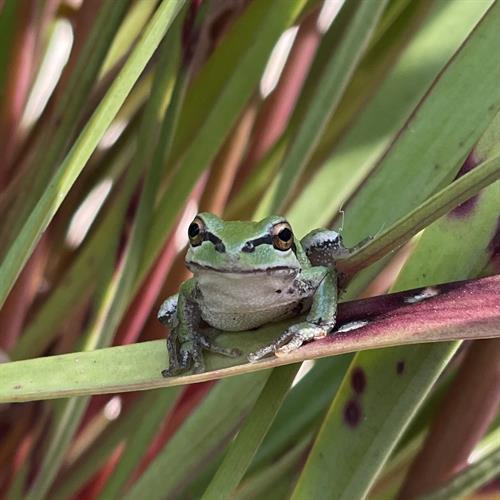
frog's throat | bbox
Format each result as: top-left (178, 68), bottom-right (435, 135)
top-left (186, 261), bottom-right (298, 274)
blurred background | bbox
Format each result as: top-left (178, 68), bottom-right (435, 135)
top-left (0, 0), bottom-right (499, 498)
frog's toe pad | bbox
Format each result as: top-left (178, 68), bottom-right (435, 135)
top-left (162, 367), bottom-right (179, 378)
top-left (248, 323), bottom-right (328, 362)
top-left (276, 325), bottom-right (326, 356)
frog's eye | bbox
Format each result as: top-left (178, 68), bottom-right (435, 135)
top-left (272, 222), bottom-right (294, 251)
top-left (188, 217), bottom-right (205, 246)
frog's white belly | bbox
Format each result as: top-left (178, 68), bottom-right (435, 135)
top-left (195, 269), bottom-right (311, 331)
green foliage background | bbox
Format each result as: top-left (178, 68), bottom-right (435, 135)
top-left (0, 0), bottom-right (499, 498)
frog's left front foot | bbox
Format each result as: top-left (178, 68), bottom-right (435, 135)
top-left (162, 333), bottom-right (242, 378)
top-left (247, 322), bottom-right (331, 363)
top-left (162, 338), bottom-right (205, 377)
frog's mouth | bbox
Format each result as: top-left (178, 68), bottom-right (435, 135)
top-left (186, 261), bottom-right (298, 275)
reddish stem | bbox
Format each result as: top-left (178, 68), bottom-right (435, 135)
top-left (0, 235), bottom-right (48, 351)
top-left (134, 381), bottom-right (215, 477)
top-left (114, 235), bottom-right (179, 345)
top-left (76, 444), bottom-right (124, 500)
top-left (199, 99), bottom-right (258, 215)
top-left (398, 338), bottom-right (500, 498)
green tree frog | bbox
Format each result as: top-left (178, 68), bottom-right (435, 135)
top-left (158, 212), bottom-right (367, 376)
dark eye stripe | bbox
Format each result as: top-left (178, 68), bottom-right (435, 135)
top-left (206, 232), bottom-right (225, 253)
top-left (241, 235), bottom-right (273, 253)
top-left (241, 235), bottom-right (297, 256)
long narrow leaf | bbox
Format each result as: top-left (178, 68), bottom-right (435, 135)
top-left (271, 0), bottom-right (389, 211)
top-left (202, 365), bottom-right (299, 499)
top-left (0, 275), bottom-right (497, 403)
top-left (0, 0), bottom-right (185, 309)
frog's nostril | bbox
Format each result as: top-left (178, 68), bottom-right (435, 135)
top-left (214, 241), bottom-right (225, 253)
top-left (242, 242), bottom-right (254, 253)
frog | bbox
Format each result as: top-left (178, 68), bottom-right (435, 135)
top-left (158, 212), bottom-right (368, 376)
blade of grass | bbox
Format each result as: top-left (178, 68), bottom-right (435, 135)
top-left (0, 0), bottom-right (185, 309)
top-left (0, 0), bottom-right (37, 182)
top-left (124, 373), bottom-right (270, 500)
top-left (0, 275), bottom-right (497, 403)
top-left (49, 388), bottom-right (181, 500)
top-left (25, 399), bottom-right (89, 500)
top-left (11, 112), bottom-right (144, 360)
top-left (422, 447), bottom-right (500, 500)
top-left (100, 0), bottom-right (158, 77)
top-left (234, 435), bottom-right (311, 500)
top-left (202, 364), bottom-right (300, 500)
top-left (250, 354), bottom-right (353, 471)
top-left (98, 387), bottom-right (180, 498)
top-left (168, 0), bottom-right (308, 164)
top-left (0, 0), bottom-right (130, 257)
top-left (334, 0), bottom-right (500, 301)
top-left (11, 165), bottom-right (137, 360)
top-left (335, 1), bottom-right (500, 248)
top-left (271, 0), bottom-right (390, 212)
top-left (339, 153), bottom-right (500, 278)
top-left (297, 0), bottom-right (435, 176)
top-left (239, 6), bottom-right (321, 178)
top-left (287, 0), bottom-right (495, 236)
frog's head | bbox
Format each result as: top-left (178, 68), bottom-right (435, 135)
top-left (185, 212), bottom-right (304, 273)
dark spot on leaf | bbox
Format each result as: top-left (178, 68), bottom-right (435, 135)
top-left (344, 399), bottom-right (362, 427)
top-left (351, 368), bottom-right (366, 395)
top-left (13, 385), bottom-right (22, 390)
top-left (396, 361), bottom-right (405, 375)
top-left (450, 152), bottom-right (481, 217)
top-left (451, 197), bottom-right (480, 217)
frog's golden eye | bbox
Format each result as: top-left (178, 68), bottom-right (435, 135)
top-left (188, 216), bottom-right (205, 246)
top-left (272, 222), bottom-right (294, 251)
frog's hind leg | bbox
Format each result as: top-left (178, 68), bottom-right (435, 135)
top-left (198, 333), bottom-right (242, 358)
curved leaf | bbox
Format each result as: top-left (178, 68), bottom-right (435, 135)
top-left (0, 275), bottom-right (497, 403)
